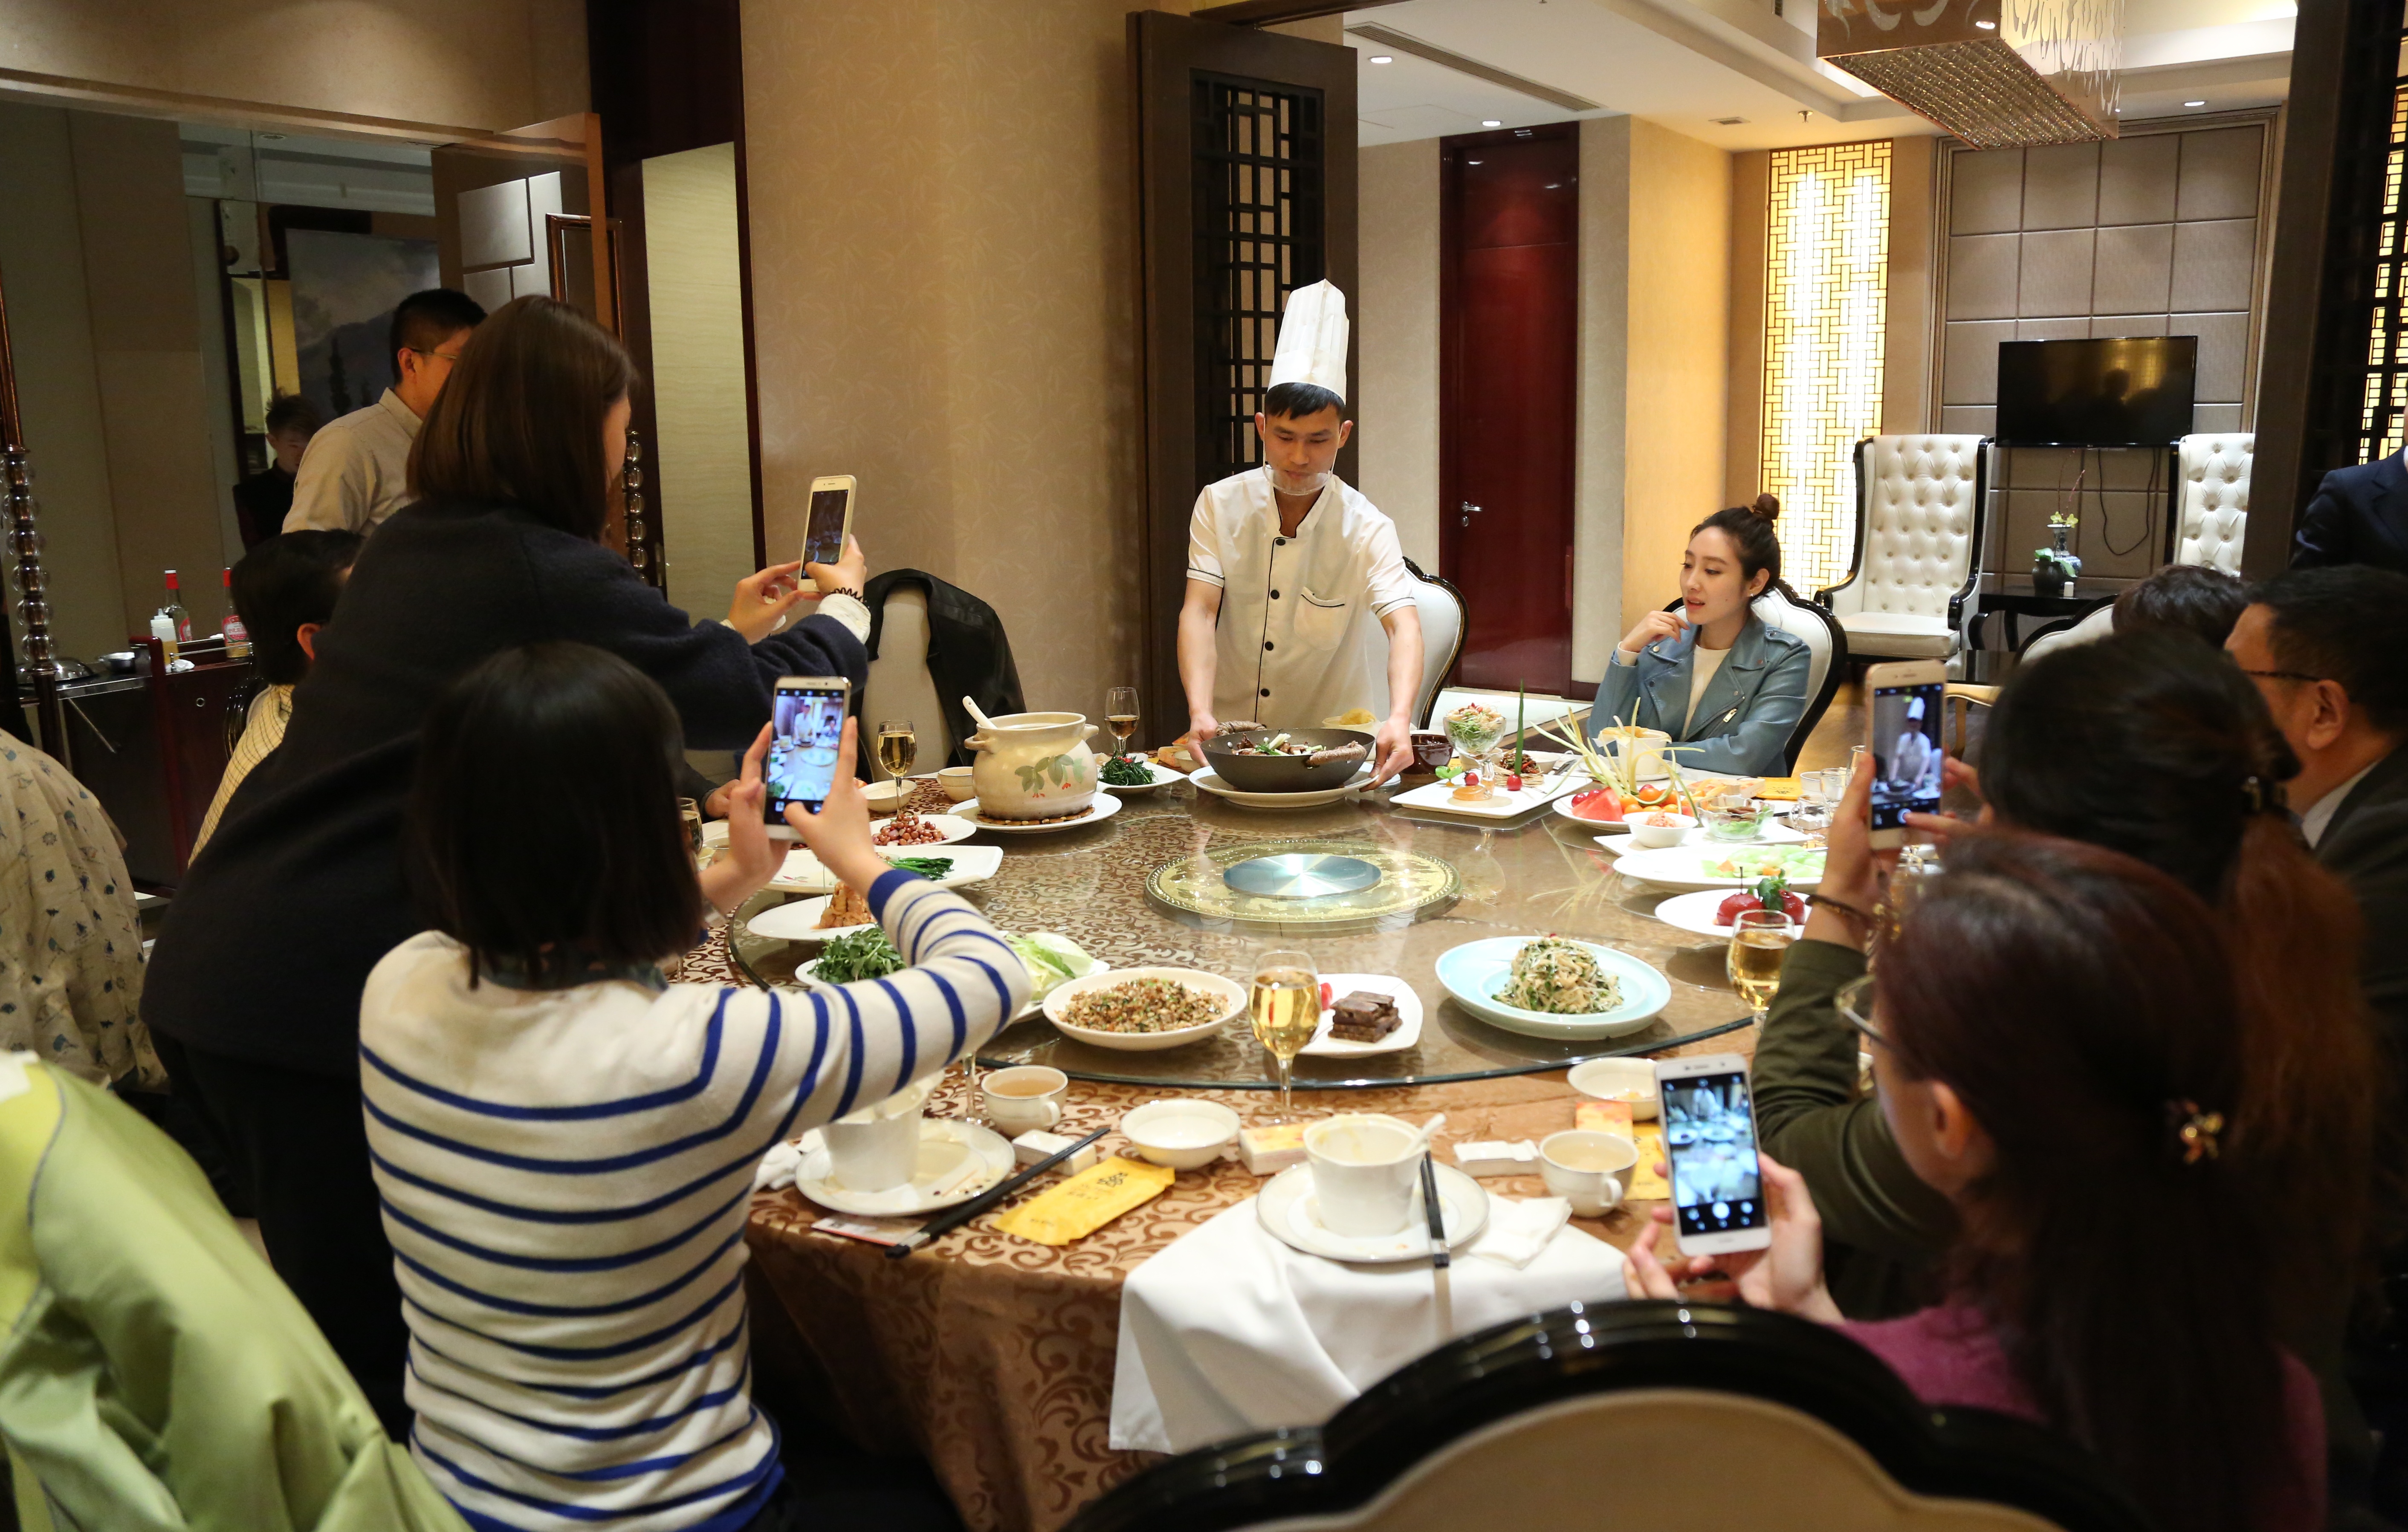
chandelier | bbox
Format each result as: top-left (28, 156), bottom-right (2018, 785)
top-left (1818, 0), bottom-right (2125, 148)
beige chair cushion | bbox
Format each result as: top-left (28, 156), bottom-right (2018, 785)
top-left (863, 587), bottom-right (951, 773)
top-left (1250, 1389), bottom-right (2063, 1532)
top-left (1837, 611), bottom-right (1955, 660)
top-left (2176, 433), bottom-right (2251, 574)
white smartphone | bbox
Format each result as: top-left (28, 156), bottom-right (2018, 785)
top-left (1864, 658), bottom-right (1947, 851)
top-left (1653, 1053), bottom-right (1773, 1257)
top-left (802, 474), bottom-right (856, 569)
top-left (764, 675), bottom-right (851, 840)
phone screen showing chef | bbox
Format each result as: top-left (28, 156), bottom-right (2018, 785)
top-left (1661, 1070), bottom-right (1768, 1242)
top-left (803, 485), bottom-right (851, 568)
top-left (1868, 676), bottom-right (1946, 832)
top-left (767, 678), bottom-right (850, 820)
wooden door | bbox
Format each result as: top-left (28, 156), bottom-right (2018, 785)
top-left (1441, 127), bottom-right (1577, 696)
top-left (1130, 11), bottom-right (1357, 749)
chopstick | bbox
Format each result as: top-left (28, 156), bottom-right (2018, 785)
top-left (885, 1123), bottom-right (1112, 1258)
top-left (1419, 1150), bottom-right (1450, 1270)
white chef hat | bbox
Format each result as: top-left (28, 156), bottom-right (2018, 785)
top-left (1267, 280), bottom-right (1349, 401)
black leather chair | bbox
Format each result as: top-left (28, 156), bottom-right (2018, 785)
top-left (1068, 1301), bottom-right (2152, 1532)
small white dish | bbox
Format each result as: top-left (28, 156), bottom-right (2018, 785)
top-left (955, 794), bottom-right (1124, 833)
top-left (1119, 1098), bottom-right (1242, 1169)
top-left (1297, 974), bottom-right (1424, 1058)
top-left (746, 895), bottom-right (875, 944)
top-left (1042, 966), bottom-right (1244, 1051)
top-left (1566, 1057), bottom-right (1660, 1119)
top-left (1551, 786), bottom-right (1690, 833)
top-left (936, 766), bottom-right (977, 802)
top-left (1255, 1161), bottom-right (1490, 1264)
top-left (1099, 759), bottom-right (1184, 795)
top-left (869, 812), bottom-right (979, 849)
top-left (1624, 811), bottom-right (1696, 849)
top-left (792, 1118), bottom-right (1015, 1217)
top-left (869, 842), bottom-right (1004, 887)
top-left (1187, 765), bottom-right (1373, 810)
top-left (862, 778), bottom-right (911, 812)
top-left (1387, 769), bottom-right (1585, 820)
top-left (1611, 844), bottom-right (1826, 891)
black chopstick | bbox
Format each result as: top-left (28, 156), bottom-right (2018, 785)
top-left (1419, 1150), bottom-right (1450, 1270)
top-left (885, 1123), bottom-right (1112, 1258)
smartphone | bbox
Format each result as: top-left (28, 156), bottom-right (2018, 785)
top-left (802, 474), bottom-right (856, 569)
top-left (764, 676), bottom-right (852, 839)
top-left (1864, 659), bottom-right (1947, 850)
top-left (1653, 1054), bottom-right (1772, 1257)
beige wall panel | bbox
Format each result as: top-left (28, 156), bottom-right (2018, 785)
top-left (643, 143), bottom-right (755, 623)
top-left (1576, 117), bottom-right (1632, 685)
top-left (1882, 135), bottom-right (1935, 436)
top-left (0, 0), bottom-right (586, 132)
top-left (0, 101), bottom-right (123, 666)
top-left (1725, 149), bottom-right (1768, 509)
top-left (1357, 139), bottom-right (1441, 571)
top-left (67, 113), bottom-right (198, 350)
top-left (741, 0), bottom-right (1144, 716)
top-left (1619, 119), bottom-right (1729, 670)
top-left (90, 352), bottom-right (226, 636)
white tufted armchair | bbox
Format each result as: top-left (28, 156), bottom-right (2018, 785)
top-left (2174, 434), bottom-right (2251, 573)
top-left (1815, 436), bottom-right (1988, 662)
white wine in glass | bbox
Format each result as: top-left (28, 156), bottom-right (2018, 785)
top-left (874, 719), bottom-right (917, 780)
top-left (1106, 686), bottom-right (1140, 752)
top-left (1250, 949), bottom-right (1319, 1118)
top-left (1727, 909), bottom-right (1794, 1023)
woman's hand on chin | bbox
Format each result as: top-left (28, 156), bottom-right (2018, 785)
top-left (700, 724), bottom-right (781, 916)
top-left (1618, 608), bottom-right (1687, 656)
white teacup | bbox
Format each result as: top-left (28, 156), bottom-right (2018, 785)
top-left (1539, 1129), bottom-right (1639, 1217)
top-left (1304, 1113), bottom-right (1423, 1237)
top-left (823, 1080), bottom-right (933, 1192)
top-left (981, 1065), bottom-right (1067, 1137)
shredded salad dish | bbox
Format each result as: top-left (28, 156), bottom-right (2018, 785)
top-left (1495, 937), bottom-right (1625, 1016)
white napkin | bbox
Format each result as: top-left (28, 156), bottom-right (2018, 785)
top-left (1466, 1195), bottom-right (1572, 1269)
top-left (1111, 1195), bottom-right (1625, 1454)
top-left (752, 1129), bottom-right (825, 1192)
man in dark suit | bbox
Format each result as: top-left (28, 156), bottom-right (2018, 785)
top-left (2294, 448), bottom-right (2408, 573)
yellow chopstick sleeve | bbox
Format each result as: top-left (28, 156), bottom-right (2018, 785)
top-left (991, 1156), bottom-right (1175, 1246)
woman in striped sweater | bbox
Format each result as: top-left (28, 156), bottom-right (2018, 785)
top-left (360, 642), bottom-right (1027, 1532)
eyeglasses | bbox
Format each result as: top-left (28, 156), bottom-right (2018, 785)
top-left (1835, 973), bottom-right (1884, 1047)
top-left (2237, 668), bottom-right (2324, 685)
top-left (408, 347), bottom-right (466, 364)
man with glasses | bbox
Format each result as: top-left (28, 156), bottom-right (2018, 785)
top-left (284, 288), bottom-right (486, 535)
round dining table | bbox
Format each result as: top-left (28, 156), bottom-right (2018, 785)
top-left (724, 772), bottom-right (1771, 1532)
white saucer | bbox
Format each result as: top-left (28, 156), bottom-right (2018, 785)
top-left (869, 812), bottom-right (978, 849)
top-left (1610, 844), bottom-right (1826, 892)
top-left (1188, 764), bottom-right (1373, 810)
top-left (746, 896), bottom-right (875, 943)
top-left (1297, 974), bottom-right (1424, 1058)
top-left (955, 794), bottom-right (1124, 832)
top-left (793, 1119), bottom-right (1016, 1217)
top-left (1099, 759), bottom-right (1184, 795)
top-left (1256, 1161), bottom-right (1490, 1264)
top-left (1651, 887), bottom-right (1804, 939)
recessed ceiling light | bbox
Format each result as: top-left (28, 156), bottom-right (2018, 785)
top-left (1369, 54), bottom-right (1394, 64)
top-left (2185, 99), bottom-right (2207, 107)
top-left (1482, 119), bottom-right (1502, 127)
top-left (1545, 182), bottom-right (1563, 190)
top-left (1974, 17), bottom-right (1995, 27)
top-left (1711, 116), bottom-right (1748, 126)
top-left (1466, 158), bottom-right (1482, 165)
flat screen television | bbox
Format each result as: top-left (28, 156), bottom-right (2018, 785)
top-left (1995, 336), bottom-right (2198, 446)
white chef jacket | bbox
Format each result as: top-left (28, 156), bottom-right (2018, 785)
top-left (284, 388), bottom-right (420, 534)
top-left (1187, 468), bottom-right (1419, 729)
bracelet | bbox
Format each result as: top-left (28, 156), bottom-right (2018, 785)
top-left (1806, 893), bottom-right (1874, 928)
top-left (824, 585), bottom-right (863, 603)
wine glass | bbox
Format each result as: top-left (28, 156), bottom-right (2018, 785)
top-left (1250, 948), bottom-right (1319, 1119)
top-left (1106, 686), bottom-right (1140, 756)
top-left (874, 719), bottom-right (917, 782)
top-left (1726, 909), bottom-right (1794, 1025)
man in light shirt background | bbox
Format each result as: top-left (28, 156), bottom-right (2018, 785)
top-left (282, 287), bottom-right (485, 535)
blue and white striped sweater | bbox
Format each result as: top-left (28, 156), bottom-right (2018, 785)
top-left (359, 870), bottom-right (1027, 1532)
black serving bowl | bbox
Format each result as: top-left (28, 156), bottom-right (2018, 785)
top-left (1200, 727), bottom-right (1375, 793)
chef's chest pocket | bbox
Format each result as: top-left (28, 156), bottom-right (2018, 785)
top-left (1293, 588), bottom-right (1351, 651)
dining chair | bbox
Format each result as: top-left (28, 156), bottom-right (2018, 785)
top-left (860, 569), bottom-right (1028, 768)
top-left (1396, 557), bottom-right (1466, 729)
top-left (1816, 436), bottom-right (1989, 667)
top-left (1648, 588), bottom-right (1847, 773)
top-left (1066, 1301), bottom-right (2150, 1532)
top-left (2172, 434), bottom-right (2251, 573)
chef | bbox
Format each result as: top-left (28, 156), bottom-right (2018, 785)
top-left (1177, 280), bottom-right (1424, 784)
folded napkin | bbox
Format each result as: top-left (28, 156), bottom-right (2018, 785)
top-left (1111, 1194), bottom-right (1624, 1454)
top-left (1467, 1195), bottom-right (1572, 1269)
top-left (753, 1130), bottom-right (820, 1192)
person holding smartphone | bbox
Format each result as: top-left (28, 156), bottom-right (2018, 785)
top-left (1629, 833), bottom-right (2341, 1532)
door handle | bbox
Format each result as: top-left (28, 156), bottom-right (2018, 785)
top-left (1459, 500), bottom-right (1482, 528)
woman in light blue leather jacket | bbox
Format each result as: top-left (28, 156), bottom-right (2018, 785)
top-left (1591, 494), bottom-right (1811, 777)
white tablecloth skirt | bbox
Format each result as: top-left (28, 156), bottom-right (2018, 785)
top-left (1109, 1196), bottom-right (1627, 1454)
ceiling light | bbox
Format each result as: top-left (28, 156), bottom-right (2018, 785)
top-left (1545, 182), bottom-right (1563, 190)
top-left (2185, 99), bottom-right (2206, 107)
top-left (1482, 119), bottom-right (1502, 127)
top-left (1466, 158), bottom-right (1482, 165)
top-left (1974, 17), bottom-right (1995, 26)
top-left (1711, 116), bottom-right (1748, 126)
top-left (1369, 54), bottom-right (1394, 64)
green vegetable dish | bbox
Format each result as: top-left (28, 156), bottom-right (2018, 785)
top-left (1100, 754), bottom-right (1155, 786)
top-left (1007, 931), bottom-right (1099, 1000)
top-left (889, 856), bottom-right (954, 879)
top-left (813, 928), bottom-right (904, 984)
top-left (1495, 937), bottom-right (1624, 1016)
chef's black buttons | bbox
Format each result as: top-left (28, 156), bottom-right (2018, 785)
top-left (1274, 537), bottom-right (1287, 546)
top-left (1264, 641), bottom-right (1275, 651)
top-left (1270, 590), bottom-right (1280, 599)
top-left (1260, 688), bottom-right (1271, 697)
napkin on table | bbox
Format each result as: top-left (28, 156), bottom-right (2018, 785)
top-left (1466, 1194), bottom-right (1572, 1269)
top-left (1111, 1194), bottom-right (1624, 1454)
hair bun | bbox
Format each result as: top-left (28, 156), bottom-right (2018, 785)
top-left (1751, 493), bottom-right (1780, 523)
